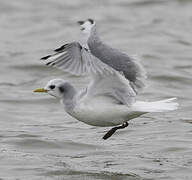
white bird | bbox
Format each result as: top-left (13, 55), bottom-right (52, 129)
top-left (34, 19), bottom-right (178, 139)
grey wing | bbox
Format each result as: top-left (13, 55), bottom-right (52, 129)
top-left (88, 40), bottom-right (146, 94)
top-left (86, 72), bottom-right (136, 106)
top-left (41, 42), bottom-right (136, 106)
top-left (41, 42), bottom-right (114, 75)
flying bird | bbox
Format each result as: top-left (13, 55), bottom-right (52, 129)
top-left (34, 19), bottom-right (178, 140)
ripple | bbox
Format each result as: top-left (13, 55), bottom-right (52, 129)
top-left (0, 82), bottom-right (16, 86)
top-left (119, 0), bottom-right (167, 7)
top-left (175, 39), bottom-right (192, 47)
top-left (129, 0), bottom-right (167, 7)
top-left (174, 65), bottom-right (192, 70)
top-left (40, 169), bottom-right (142, 180)
top-left (10, 64), bottom-right (53, 72)
top-left (162, 147), bottom-right (187, 152)
top-left (151, 75), bottom-right (192, 84)
top-left (139, 168), bottom-right (164, 174)
top-left (7, 138), bottom-right (101, 151)
top-left (0, 134), bottom-right (41, 139)
top-left (182, 118), bottom-right (192, 124)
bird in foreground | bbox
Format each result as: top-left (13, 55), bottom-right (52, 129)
top-left (34, 19), bottom-right (178, 140)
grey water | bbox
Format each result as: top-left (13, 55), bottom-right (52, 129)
top-left (0, 0), bottom-right (192, 179)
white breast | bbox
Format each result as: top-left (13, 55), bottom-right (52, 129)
top-left (70, 96), bottom-right (143, 127)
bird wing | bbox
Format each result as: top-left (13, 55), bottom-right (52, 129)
top-left (41, 42), bottom-right (114, 76)
top-left (41, 42), bottom-right (136, 106)
top-left (88, 40), bottom-right (147, 94)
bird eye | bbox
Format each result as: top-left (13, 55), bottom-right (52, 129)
top-left (49, 85), bottom-right (55, 90)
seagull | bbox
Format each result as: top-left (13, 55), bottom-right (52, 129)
top-left (34, 19), bottom-right (178, 140)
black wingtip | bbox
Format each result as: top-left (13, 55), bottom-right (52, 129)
top-left (40, 55), bottom-right (51, 60)
top-left (54, 44), bottom-right (68, 52)
top-left (46, 61), bottom-right (56, 66)
top-left (46, 61), bottom-right (52, 65)
top-left (77, 20), bottom-right (84, 25)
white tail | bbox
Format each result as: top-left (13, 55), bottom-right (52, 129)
top-left (133, 98), bottom-right (179, 113)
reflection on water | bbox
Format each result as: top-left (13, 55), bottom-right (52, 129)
top-left (0, 0), bottom-right (192, 179)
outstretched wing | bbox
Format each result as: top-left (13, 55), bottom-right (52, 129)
top-left (41, 42), bottom-right (114, 76)
top-left (41, 42), bottom-right (136, 106)
top-left (88, 39), bottom-right (146, 94)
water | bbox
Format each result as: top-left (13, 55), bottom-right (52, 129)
top-left (0, 0), bottom-right (192, 179)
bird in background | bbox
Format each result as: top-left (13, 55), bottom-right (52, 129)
top-left (34, 19), bottom-right (178, 140)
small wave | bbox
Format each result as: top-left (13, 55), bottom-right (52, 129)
top-left (7, 138), bottom-right (101, 151)
top-left (122, 0), bottom-right (167, 7)
top-left (151, 75), bottom-right (192, 84)
top-left (40, 169), bottom-right (140, 180)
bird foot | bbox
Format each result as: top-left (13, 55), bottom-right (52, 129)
top-left (102, 122), bottom-right (129, 140)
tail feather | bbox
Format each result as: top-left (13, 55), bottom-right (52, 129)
top-left (133, 98), bottom-right (179, 113)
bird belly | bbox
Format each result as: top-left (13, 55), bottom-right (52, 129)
top-left (70, 97), bottom-right (144, 127)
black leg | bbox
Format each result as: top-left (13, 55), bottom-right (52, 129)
top-left (103, 122), bottom-right (129, 140)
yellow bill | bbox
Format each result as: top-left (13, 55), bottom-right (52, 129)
top-left (33, 88), bottom-right (48, 93)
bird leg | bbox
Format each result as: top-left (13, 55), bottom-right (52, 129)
top-left (103, 122), bottom-right (129, 140)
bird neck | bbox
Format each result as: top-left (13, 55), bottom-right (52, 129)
top-left (61, 86), bottom-right (77, 113)
top-left (87, 24), bottom-right (101, 46)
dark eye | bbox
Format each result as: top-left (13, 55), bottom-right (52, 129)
top-left (49, 85), bottom-right (55, 90)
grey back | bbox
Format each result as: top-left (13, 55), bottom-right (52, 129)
top-left (88, 26), bottom-right (146, 94)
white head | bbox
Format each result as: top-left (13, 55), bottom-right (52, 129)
top-left (34, 79), bottom-right (76, 99)
top-left (77, 18), bottom-right (96, 35)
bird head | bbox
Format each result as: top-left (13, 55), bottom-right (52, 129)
top-left (33, 79), bottom-right (75, 99)
top-left (77, 18), bottom-right (96, 35)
